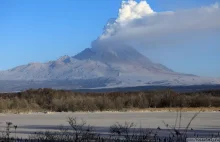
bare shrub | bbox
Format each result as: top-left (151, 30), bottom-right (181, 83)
top-left (162, 109), bottom-right (201, 142)
top-left (1, 88), bottom-right (220, 112)
top-left (110, 122), bottom-right (154, 141)
top-left (30, 117), bottom-right (98, 142)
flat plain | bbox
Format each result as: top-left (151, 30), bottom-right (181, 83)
top-left (0, 112), bottom-right (220, 138)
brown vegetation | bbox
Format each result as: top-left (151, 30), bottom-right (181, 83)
top-left (0, 88), bottom-right (220, 113)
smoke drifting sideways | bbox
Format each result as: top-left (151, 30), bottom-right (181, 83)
top-left (92, 0), bottom-right (220, 48)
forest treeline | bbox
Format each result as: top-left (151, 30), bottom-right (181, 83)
top-left (0, 88), bottom-right (220, 112)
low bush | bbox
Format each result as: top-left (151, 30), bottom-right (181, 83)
top-left (0, 88), bottom-right (220, 112)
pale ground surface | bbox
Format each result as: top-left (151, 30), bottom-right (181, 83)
top-left (0, 112), bottom-right (220, 138)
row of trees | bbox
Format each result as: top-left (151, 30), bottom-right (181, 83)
top-left (0, 88), bottom-right (220, 113)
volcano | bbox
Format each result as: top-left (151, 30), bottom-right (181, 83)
top-left (0, 43), bottom-right (219, 92)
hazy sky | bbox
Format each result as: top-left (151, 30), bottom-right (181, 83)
top-left (1, 0), bottom-right (220, 77)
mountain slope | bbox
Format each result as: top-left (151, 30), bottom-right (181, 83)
top-left (0, 44), bottom-right (219, 91)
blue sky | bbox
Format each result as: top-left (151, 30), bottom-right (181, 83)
top-left (0, 0), bottom-right (220, 77)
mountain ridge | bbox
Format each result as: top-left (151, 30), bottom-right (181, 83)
top-left (0, 44), bottom-right (219, 91)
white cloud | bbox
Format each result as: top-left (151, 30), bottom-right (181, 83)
top-left (211, 2), bottom-right (219, 9)
top-left (100, 0), bottom-right (154, 40)
top-left (116, 0), bottom-right (154, 24)
top-left (96, 0), bottom-right (220, 47)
